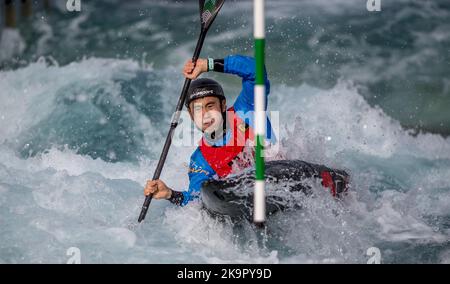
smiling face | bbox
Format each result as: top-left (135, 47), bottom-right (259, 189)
top-left (188, 96), bottom-right (227, 133)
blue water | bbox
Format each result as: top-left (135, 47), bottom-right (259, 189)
top-left (0, 0), bottom-right (449, 263)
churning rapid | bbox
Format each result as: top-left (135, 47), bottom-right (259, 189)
top-left (0, 0), bottom-right (449, 263)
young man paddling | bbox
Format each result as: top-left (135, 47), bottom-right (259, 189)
top-left (144, 55), bottom-right (276, 205)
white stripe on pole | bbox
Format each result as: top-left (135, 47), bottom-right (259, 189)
top-left (254, 0), bottom-right (265, 39)
top-left (253, 180), bottom-right (266, 223)
top-left (254, 85), bottom-right (266, 135)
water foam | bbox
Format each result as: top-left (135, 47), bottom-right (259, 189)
top-left (1, 54), bottom-right (449, 263)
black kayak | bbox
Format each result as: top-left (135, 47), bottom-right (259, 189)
top-left (200, 160), bottom-right (350, 220)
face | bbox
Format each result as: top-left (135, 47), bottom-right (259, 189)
top-left (189, 96), bottom-right (226, 133)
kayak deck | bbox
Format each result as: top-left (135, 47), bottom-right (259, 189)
top-left (200, 160), bottom-right (350, 220)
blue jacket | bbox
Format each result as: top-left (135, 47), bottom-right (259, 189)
top-left (181, 55), bottom-right (274, 205)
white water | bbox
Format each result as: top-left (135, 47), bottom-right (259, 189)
top-left (0, 58), bottom-right (449, 263)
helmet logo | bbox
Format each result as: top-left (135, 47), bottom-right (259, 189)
top-left (193, 89), bottom-right (214, 97)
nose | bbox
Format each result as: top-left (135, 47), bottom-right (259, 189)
top-left (202, 110), bottom-right (211, 119)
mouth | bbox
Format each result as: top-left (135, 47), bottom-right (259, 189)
top-left (203, 118), bottom-right (215, 128)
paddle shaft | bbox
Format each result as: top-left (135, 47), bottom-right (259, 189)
top-left (138, 31), bottom-right (207, 223)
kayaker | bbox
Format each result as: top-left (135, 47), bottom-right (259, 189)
top-left (143, 54), bottom-right (276, 205)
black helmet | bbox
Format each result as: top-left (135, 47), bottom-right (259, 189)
top-left (185, 78), bottom-right (225, 108)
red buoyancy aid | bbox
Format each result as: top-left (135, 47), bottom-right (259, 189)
top-left (199, 107), bottom-right (255, 178)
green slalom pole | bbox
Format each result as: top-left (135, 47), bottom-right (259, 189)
top-left (253, 0), bottom-right (266, 224)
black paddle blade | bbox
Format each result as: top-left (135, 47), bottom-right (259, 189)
top-left (199, 0), bottom-right (225, 31)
